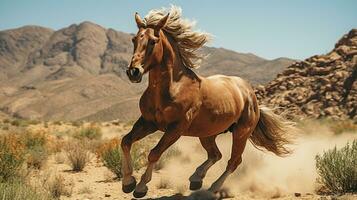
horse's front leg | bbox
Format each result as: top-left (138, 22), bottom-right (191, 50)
top-left (121, 117), bottom-right (157, 193)
top-left (133, 128), bottom-right (181, 198)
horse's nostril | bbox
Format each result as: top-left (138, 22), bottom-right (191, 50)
top-left (132, 68), bottom-right (140, 77)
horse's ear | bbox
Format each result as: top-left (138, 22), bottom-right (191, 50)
top-left (135, 12), bottom-right (145, 28)
top-left (155, 13), bottom-right (169, 31)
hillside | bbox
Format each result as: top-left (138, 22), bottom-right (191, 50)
top-left (256, 29), bottom-right (357, 120)
top-left (0, 22), bottom-right (294, 121)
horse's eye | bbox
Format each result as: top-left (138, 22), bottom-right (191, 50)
top-left (131, 37), bottom-right (136, 43)
top-left (149, 39), bottom-right (156, 46)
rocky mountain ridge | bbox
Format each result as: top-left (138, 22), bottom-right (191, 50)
top-left (256, 29), bottom-right (357, 120)
top-left (0, 22), bottom-right (294, 121)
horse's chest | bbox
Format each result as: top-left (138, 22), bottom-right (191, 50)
top-left (141, 97), bottom-right (179, 129)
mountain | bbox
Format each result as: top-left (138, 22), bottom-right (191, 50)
top-left (0, 22), bottom-right (294, 121)
top-left (256, 29), bottom-right (357, 120)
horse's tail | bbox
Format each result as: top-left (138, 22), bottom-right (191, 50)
top-left (250, 106), bottom-right (295, 157)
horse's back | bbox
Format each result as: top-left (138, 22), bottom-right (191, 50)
top-left (186, 74), bottom-right (257, 136)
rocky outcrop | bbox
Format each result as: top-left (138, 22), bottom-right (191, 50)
top-left (256, 29), bottom-right (357, 120)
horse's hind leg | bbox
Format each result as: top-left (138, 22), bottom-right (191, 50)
top-left (208, 124), bottom-right (254, 193)
top-left (189, 135), bottom-right (222, 190)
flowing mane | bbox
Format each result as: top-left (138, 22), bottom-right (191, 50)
top-left (144, 5), bottom-right (211, 68)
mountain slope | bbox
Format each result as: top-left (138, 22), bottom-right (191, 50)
top-left (0, 22), bottom-right (294, 121)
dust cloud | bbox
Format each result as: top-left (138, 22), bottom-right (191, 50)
top-left (159, 121), bottom-right (356, 198)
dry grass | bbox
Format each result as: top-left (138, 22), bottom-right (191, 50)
top-left (0, 134), bottom-right (26, 182)
top-left (0, 181), bottom-right (51, 200)
top-left (65, 140), bottom-right (91, 172)
top-left (23, 130), bottom-right (50, 169)
top-left (42, 173), bottom-right (72, 199)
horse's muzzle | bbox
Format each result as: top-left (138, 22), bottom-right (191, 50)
top-left (126, 67), bottom-right (143, 83)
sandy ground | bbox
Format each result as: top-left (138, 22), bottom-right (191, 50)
top-left (5, 120), bottom-right (354, 200)
top-left (22, 121), bottom-right (355, 200)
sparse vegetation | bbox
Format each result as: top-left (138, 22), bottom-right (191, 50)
top-left (65, 140), bottom-right (91, 172)
top-left (96, 138), bottom-right (123, 179)
top-left (0, 181), bottom-right (51, 200)
top-left (43, 174), bottom-right (72, 199)
top-left (73, 125), bottom-right (102, 140)
top-left (0, 134), bottom-right (26, 182)
top-left (315, 139), bottom-right (357, 194)
top-left (23, 130), bottom-right (49, 169)
top-left (96, 138), bottom-right (147, 179)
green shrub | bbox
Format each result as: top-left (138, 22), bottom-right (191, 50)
top-left (0, 181), bottom-right (51, 200)
top-left (96, 138), bottom-right (147, 179)
top-left (315, 139), bottom-right (357, 194)
top-left (23, 131), bottom-right (49, 169)
top-left (0, 134), bottom-right (26, 182)
top-left (97, 139), bottom-right (123, 179)
top-left (73, 126), bottom-right (102, 140)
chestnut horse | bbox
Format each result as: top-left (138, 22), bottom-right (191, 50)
top-left (121, 6), bottom-right (294, 198)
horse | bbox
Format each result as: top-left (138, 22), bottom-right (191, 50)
top-left (121, 6), bottom-right (294, 198)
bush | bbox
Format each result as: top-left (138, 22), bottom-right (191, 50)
top-left (96, 138), bottom-right (147, 179)
top-left (0, 181), bottom-right (51, 200)
top-left (315, 139), bottom-right (357, 194)
top-left (97, 138), bottom-right (123, 179)
top-left (27, 146), bottom-right (48, 170)
top-left (0, 134), bottom-right (26, 182)
top-left (73, 125), bottom-right (102, 140)
top-left (23, 131), bottom-right (49, 169)
top-left (65, 140), bottom-right (90, 172)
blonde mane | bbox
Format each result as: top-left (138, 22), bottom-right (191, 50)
top-left (144, 5), bottom-right (211, 68)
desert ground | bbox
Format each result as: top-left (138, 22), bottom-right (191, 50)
top-left (1, 118), bottom-right (356, 200)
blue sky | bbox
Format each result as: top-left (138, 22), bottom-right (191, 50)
top-left (1, 0), bottom-right (356, 60)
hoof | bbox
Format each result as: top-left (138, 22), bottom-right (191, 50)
top-left (133, 190), bottom-right (147, 198)
top-left (189, 181), bottom-right (203, 190)
top-left (122, 179), bottom-right (136, 193)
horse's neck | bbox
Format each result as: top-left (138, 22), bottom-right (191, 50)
top-left (148, 32), bottom-right (188, 91)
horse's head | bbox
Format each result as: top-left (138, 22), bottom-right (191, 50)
top-left (126, 12), bottom-right (169, 83)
